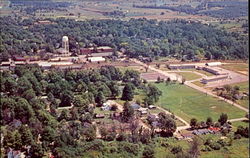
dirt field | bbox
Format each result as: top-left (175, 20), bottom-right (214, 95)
top-left (140, 72), bottom-right (170, 81)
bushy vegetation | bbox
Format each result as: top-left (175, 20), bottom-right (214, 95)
top-left (0, 17), bottom-right (248, 61)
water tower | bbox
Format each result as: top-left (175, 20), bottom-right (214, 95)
top-left (62, 36), bottom-right (69, 54)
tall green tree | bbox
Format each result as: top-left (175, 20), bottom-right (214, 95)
top-left (95, 91), bottom-right (106, 106)
top-left (122, 101), bottom-right (134, 122)
top-left (121, 83), bottom-right (134, 101)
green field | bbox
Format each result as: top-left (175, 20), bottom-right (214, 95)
top-left (220, 63), bottom-right (249, 75)
top-left (171, 72), bottom-right (202, 81)
top-left (231, 121), bottom-right (249, 129)
top-left (155, 83), bottom-right (246, 122)
top-left (230, 81), bottom-right (249, 93)
top-left (154, 135), bottom-right (249, 158)
top-left (195, 69), bottom-right (215, 77)
top-left (192, 80), bottom-right (205, 87)
top-left (201, 138), bottom-right (249, 158)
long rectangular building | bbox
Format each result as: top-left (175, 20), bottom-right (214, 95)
top-left (202, 67), bottom-right (228, 75)
top-left (168, 64), bottom-right (197, 70)
top-left (201, 75), bottom-right (229, 84)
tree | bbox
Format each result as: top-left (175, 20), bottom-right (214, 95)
top-left (121, 83), bottom-right (134, 101)
top-left (190, 118), bottom-right (198, 129)
top-left (3, 131), bottom-right (15, 148)
top-left (95, 91), bottom-right (106, 106)
top-left (218, 113), bottom-right (228, 125)
top-left (206, 117), bottom-right (213, 127)
top-left (59, 90), bottom-right (74, 107)
top-left (73, 95), bottom-right (89, 109)
top-left (30, 144), bottom-right (44, 157)
top-left (110, 104), bottom-right (118, 111)
top-left (122, 101), bottom-right (134, 122)
top-left (109, 84), bottom-right (120, 98)
top-left (158, 112), bottom-right (176, 136)
top-left (181, 78), bottom-right (186, 84)
top-left (146, 84), bottom-right (162, 104)
top-left (14, 132), bottom-right (22, 149)
top-left (58, 109), bottom-right (68, 122)
top-left (83, 125), bottom-right (96, 141)
top-left (99, 127), bottom-right (109, 140)
top-left (22, 89), bottom-right (36, 101)
top-left (14, 98), bottom-right (35, 123)
top-left (171, 146), bottom-right (183, 154)
top-left (41, 126), bottom-right (57, 142)
top-left (19, 125), bottom-right (34, 146)
top-left (157, 76), bottom-right (161, 83)
top-left (142, 145), bottom-right (155, 158)
top-left (188, 137), bottom-right (200, 158)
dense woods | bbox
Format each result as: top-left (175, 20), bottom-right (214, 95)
top-left (1, 65), bottom-right (174, 157)
top-left (0, 17), bottom-right (248, 61)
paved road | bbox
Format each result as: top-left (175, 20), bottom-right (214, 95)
top-left (228, 117), bottom-right (248, 122)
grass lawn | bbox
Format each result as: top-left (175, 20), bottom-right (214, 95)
top-left (195, 69), bottom-right (214, 76)
top-left (171, 72), bottom-right (202, 81)
top-left (201, 138), bottom-right (249, 158)
top-left (154, 83), bottom-right (246, 122)
top-left (192, 80), bottom-right (205, 87)
top-left (94, 107), bottom-right (112, 115)
top-left (175, 69), bottom-right (214, 77)
top-left (154, 135), bottom-right (249, 158)
top-left (231, 121), bottom-right (249, 129)
top-left (220, 63), bottom-right (249, 75)
top-left (236, 99), bottom-right (249, 109)
top-left (230, 81), bottom-right (249, 93)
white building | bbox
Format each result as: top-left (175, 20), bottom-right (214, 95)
top-left (88, 57), bottom-right (105, 62)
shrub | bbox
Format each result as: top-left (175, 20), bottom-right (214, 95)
top-left (142, 145), bottom-right (155, 158)
top-left (171, 146), bottom-right (183, 154)
top-left (234, 134), bottom-right (242, 139)
top-left (217, 139), bottom-right (227, 147)
top-left (209, 142), bottom-right (221, 150)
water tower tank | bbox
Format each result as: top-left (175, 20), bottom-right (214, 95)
top-left (62, 36), bottom-right (69, 54)
top-left (62, 36), bottom-right (69, 42)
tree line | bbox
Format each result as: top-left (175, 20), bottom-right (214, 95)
top-left (0, 17), bottom-right (248, 61)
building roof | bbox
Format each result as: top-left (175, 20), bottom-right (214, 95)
top-left (206, 62), bottom-right (222, 66)
top-left (131, 103), bottom-right (141, 110)
top-left (149, 105), bottom-right (156, 109)
top-left (202, 74), bottom-right (228, 80)
top-left (88, 57), bottom-right (105, 62)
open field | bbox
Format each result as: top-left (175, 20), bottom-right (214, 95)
top-left (236, 99), bottom-right (249, 109)
top-left (155, 83), bottom-right (246, 122)
top-left (154, 136), bottom-right (249, 158)
top-left (220, 63), bottom-right (249, 75)
top-left (140, 72), bottom-right (171, 81)
top-left (230, 81), bottom-right (249, 92)
top-left (231, 120), bottom-right (249, 129)
top-left (170, 72), bottom-right (202, 81)
top-left (201, 137), bottom-right (249, 158)
top-left (192, 80), bottom-right (205, 87)
top-left (195, 69), bottom-right (215, 77)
